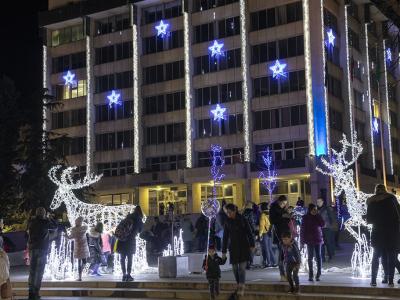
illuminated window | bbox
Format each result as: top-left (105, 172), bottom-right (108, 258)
top-left (56, 80), bottom-right (87, 100)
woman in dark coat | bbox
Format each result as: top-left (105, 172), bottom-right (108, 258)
top-left (269, 195), bottom-right (290, 279)
top-left (367, 184), bottom-right (400, 287)
top-left (116, 206), bottom-right (144, 282)
top-left (222, 204), bottom-right (255, 297)
top-left (300, 203), bottom-right (325, 281)
top-left (87, 222), bottom-right (103, 276)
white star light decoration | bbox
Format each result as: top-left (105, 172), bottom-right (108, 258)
top-left (327, 28), bottom-right (335, 46)
top-left (208, 40), bottom-right (224, 58)
top-left (63, 71), bottom-right (76, 86)
top-left (155, 20), bottom-right (169, 38)
top-left (107, 90), bottom-right (122, 108)
top-left (373, 118), bottom-right (379, 133)
top-left (269, 60), bottom-right (287, 79)
top-left (211, 104), bottom-right (227, 121)
top-left (386, 48), bottom-right (392, 62)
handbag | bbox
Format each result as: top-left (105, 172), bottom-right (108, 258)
top-left (0, 279), bottom-right (12, 299)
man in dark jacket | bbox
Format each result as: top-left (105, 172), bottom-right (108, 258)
top-left (222, 204), bottom-right (255, 297)
top-left (269, 195), bottom-right (290, 280)
top-left (27, 207), bottom-right (57, 300)
top-left (317, 198), bottom-right (336, 262)
top-left (367, 184), bottom-right (400, 287)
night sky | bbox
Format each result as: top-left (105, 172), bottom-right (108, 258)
top-left (0, 0), bottom-right (48, 120)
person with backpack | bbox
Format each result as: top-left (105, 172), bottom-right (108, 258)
top-left (116, 206), bottom-right (144, 282)
top-left (259, 202), bottom-right (275, 268)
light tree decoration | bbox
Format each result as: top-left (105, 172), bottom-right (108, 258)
top-left (47, 165), bottom-right (148, 279)
top-left (258, 147), bottom-right (277, 202)
top-left (163, 229), bottom-right (184, 257)
top-left (316, 132), bottom-right (373, 277)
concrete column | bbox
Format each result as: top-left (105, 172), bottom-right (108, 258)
top-left (251, 178), bottom-right (260, 204)
top-left (191, 183), bottom-right (201, 213)
top-left (139, 187), bottom-right (150, 216)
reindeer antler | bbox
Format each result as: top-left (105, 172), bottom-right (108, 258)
top-left (49, 165), bottom-right (102, 190)
top-left (48, 165), bottom-right (63, 185)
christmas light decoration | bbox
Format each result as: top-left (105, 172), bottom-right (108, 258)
top-left (386, 47), bottom-right (392, 62)
top-left (107, 90), bottom-right (122, 108)
top-left (302, 0), bottom-right (315, 156)
top-left (86, 36), bottom-right (93, 175)
top-left (183, 11), bottom-right (193, 168)
top-left (42, 45), bottom-right (48, 154)
top-left (240, 0), bottom-right (250, 162)
top-left (210, 104), bottom-right (226, 121)
top-left (208, 40), bottom-right (224, 58)
top-left (383, 40), bottom-right (394, 174)
top-left (132, 16), bottom-right (140, 174)
top-left (364, 23), bottom-right (375, 169)
top-left (63, 70), bottom-right (76, 86)
top-left (326, 28), bottom-right (335, 47)
top-left (316, 132), bottom-right (373, 277)
top-left (269, 60), bottom-right (287, 79)
top-left (163, 229), bottom-right (184, 257)
top-left (258, 147), bottom-right (277, 202)
top-left (155, 20), bottom-right (169, 38)
top-left (373, 118), bottom-right (379, 133)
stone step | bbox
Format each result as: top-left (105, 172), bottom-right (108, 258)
top-left (12, 287), bottom-right (400, 300)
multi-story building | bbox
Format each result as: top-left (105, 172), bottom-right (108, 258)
top-left (39, 0), bottom-right (400, 216)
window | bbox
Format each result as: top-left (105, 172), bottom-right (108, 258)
top-left (95, 42), bottom-right (132, 65)
top-left (95, 14), bottom-right (130, 36)
top-left (95, 130), bottom-right (133, 151)
top-left (250, 2), bottom-right (302, 32)
top-left (197, 114), bottom-right (243, 137)
top-left (143, 61), bottom-right (184, 85)
top-left (253, 105), bottom-right (306, 131)
top-left (95, 71), bottom-right (133, 93)
top-left (326, 45), bottom-right (340, 65)
top-left (390, 110), bottom-right (398, 128)
top-left (146, 123), bottom-right (185, 145)
top-left (193, 23), bottom-right (214, 43)
top-left (195, 81), bottom-right (241, 107)
top-left (142, 1), bottom-right (182, 24)
top-left (197, 147), bottom-right (243, 167)
top-left (324, 9), bottom-right (338, 33)
top-left (194, 48), bottom-right (241, 75)
top-left (143, 30), bottom-right (184, 55)
top-left (54, 80), bottom-right (87, 100)
top-left (327, 74), bottom-right (342, 99)
top-left (56, 136), bottom-right (86, 156)
top-left (95, 100), bottom-right (133, 122)
top-left (52, 52), bottom-right (86, 73)
top-left (218, 16), bottom-right (240, 38)
top-left (51, 108), bottom-right (86, 129)
top-left (145, 155), bottom-right (186, 171)
top-left (97, 161), bottom-right (134, 177)
top-left (255, 140), bottom-right (308, 165)
top-left (193, 0), bottom-right (239, 12)
top-left (51, 24), bottom-right (84, 47)
top-left (329, 108), bottom-right (343, 131)
top-left (348, 29), bottom-right (360, 51)
top-left (253, 70), bottom-right (305, 97)
top-left (355, 121), bottom-right (365, 141)
top-left (353, 89), bottom-right (364, 111)
top-left (144, 92), bottom-right (185, 114)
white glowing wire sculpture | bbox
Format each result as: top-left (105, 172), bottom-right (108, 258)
top-left (259, 147), bottom-right (277, 203)
top-left (162, 229), bottom-right (184, 257)
top-left (316, 132), bottom-right (373, 277)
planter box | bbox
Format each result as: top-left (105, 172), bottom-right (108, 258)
top-left (158, 255), bottom-right (189, 278)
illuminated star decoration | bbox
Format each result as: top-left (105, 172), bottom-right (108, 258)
top-left (269, 60), bottom-right (287, 79)
top-left (155, 20), bottom-right (169, 38)
top-left (208, 40), bottom-right (224, 58)
top-left (373, 118), bottom-right (379, 133)
top-left (326, 28), bottom-right (336, 46)
top-left (107, 90), bottom-right (122, 108)
top-left (211, 104), bottom-right (226, 121)
top-left (63, 70), bottom-right (76, 86)
top-left (386, 48), bottom-right (392, 62)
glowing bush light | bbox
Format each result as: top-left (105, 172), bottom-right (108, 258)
top-left (155, 20), bottom-right (169, 38)
top-left (208, 40), bottom-right (224, 58)
top-left (269, 60), bottom-right (287, 79)
top-left (210, 104), bottom-right (226, 121)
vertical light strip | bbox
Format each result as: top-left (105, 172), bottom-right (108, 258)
top-left (383, 39), bottom-right (393, 174)
top-left (183, 11), bottom-right (193, 168)
top-left (344, 5), bottom-right (355, 153)
top-left (239, 0), bottom-right (250, 162)
top-left (86, 35), bottom-right (93, 175)
top-left (320, 0), bottom-right (330, 152)
top-left (302, 0), bottom-right (315, 156)
top-left (42, 45), bottom-right (48, 154)
top-left (364, 23), bottom-right (375, 169)
top-left (132, 23), bottom-right (140, 173)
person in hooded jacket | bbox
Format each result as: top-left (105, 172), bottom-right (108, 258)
top-left (367, 184), bottom-right (400, 287)
top-left (87, 222), bottom-right (103, 276)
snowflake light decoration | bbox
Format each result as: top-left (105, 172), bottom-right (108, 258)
top-left (259, 147), bottom-right (277, 202)
top-left (155, 20), bottom-right (169, 38)
top-left (63, 70), bottom-right (76, 86)
top-left (211, 104), bottom-right (227, 121)
top-left (326, 28), bottom-right (335, 47)
top-left (386, 48), bottom-right (392, 62)
top-left (107, 90), bottom-right (122, 108)
top-left (208, 40), bottom-right (224, 58)
top-left (269, 60), bottom-right (287, 79)
top-left (373, 118), bottom-right (379, 133)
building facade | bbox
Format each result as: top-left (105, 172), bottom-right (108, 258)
top-left (40, 0), bottom-right (400, 216)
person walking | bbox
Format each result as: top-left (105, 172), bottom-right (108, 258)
top-left (27, 207), bottom-right (57, 300)
top-left (300, 203), bottom-right (325, 282)
top-left (367, 184), bottom-right (400, 287)
top-left (259, 202), bottom-right (276, 268)
top-left (269, 195), bottom-right (290, 281)
top-left (87, 222), bottom-right (103, 276)
top-left (281, 231), bottom-right (301, 294)
top-left (67, 216), bottom-right (89, 281)
top-left (116, 206), bottom-right (144, 282)
top-left (215, 200), bottom-right (227, 251)
top-left (222, 204), bottom-right (255, 297)
top-left (242, 201), bottom-right (256, 269)
top-left (316, 198), bottom-right (336, 262)
top-left (202, 245), bottom-right (226, 300)
top-left (180, 215), bottom-right (194, 253)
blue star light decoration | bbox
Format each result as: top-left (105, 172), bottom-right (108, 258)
top-left (107, 90), bottom-right (122, 108)
top-left (386, 48), bottom-right (392, 62)
top-left (63, 71), bottom-right (76, 86)
top-left (208, 40), bottom-right (224, 58)
top-left (269, 60), bottom-right (287, 79)
top-left (373, 118), bottom-right (379, 133)
top-left (211, 104), bottom-right (227, 121)
top-left (326, 28), bottom-right (335, 47)
top-left (155, 20), bottom-right (169, 38)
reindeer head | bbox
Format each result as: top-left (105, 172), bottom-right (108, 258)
top-left (48, 165), bottom-right (102, 210)
top-left (316, 132), bottom-right (363, 196)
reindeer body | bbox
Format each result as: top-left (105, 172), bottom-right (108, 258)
top-left (49, 166), bottom-right (135, 232)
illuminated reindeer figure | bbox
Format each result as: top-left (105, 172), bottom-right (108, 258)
top-left (48, 165), bottom-right (136, 231)
top-left (316, 132), bottom-right (373, 277)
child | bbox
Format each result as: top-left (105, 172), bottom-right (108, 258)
top-left (202, 245), bottom-right (226, 300)
top-left (281, 231), bottom-right (301, 294)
